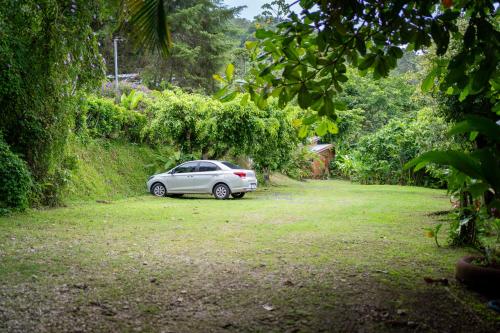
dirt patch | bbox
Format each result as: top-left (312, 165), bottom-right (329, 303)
top-left (1, 262), bottom-right (499, 332)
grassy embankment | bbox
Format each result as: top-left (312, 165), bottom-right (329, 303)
top-left (62, 139), bottom-right (163, 202)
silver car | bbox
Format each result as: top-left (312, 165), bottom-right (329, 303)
top-left (147, 160), bottom-right (258, 199)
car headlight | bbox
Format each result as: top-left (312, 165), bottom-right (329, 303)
top-left (148, 176), bottom-right (154, 181)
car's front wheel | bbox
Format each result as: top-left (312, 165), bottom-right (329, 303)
top-left (213, 183), bottom-right (230, 200)
top-left (151, 183), bottom-right (167, 197)
top-left (231, 192), bottom-right (245, 199)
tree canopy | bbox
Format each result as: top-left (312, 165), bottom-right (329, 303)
top-left (217, 1), bottom-right (498, 120)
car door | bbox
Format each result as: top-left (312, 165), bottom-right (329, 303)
top-left (167, 162), bottom-right (198, 193)
top-left (190, 162), bottom-right (221, 193)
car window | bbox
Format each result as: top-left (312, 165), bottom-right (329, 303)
top-left (199, 162), bottom-right (219, 172)
top-left (174, 162), bottom-right (198, 174)
top-left (221, 161), bottom-right (242, 169)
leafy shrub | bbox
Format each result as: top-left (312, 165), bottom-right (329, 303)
top-left (122, 110), bottom-right (147, 142)
top-left (85, 97), bottom-right (126, 139)
top-left (120, 90), bottom-right (144, 110)
top-left (144, 89), bottom-right (213, 152)
top-left (350, 120), bottom-right (418, 184)
top-left (79, 96), bottom-right (147, 142)
top-left (36, 154), bottom-right (78, 207)
top-left (100, 81), bottom-right (151, 99)
top-left (282, 146), bottom-right (316, 180)
top-left (333, 108), bottom-right (455, 186)
top-left (0, 135), bottom-right (32, 212)
top-left (143, 90), bottom-right (300, 175)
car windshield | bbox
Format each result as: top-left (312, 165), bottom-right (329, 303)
top-left (221, 161), bottom-right (242, 169)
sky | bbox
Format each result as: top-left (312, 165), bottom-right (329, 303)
top-left (223, 0), bottom-right (297, 20)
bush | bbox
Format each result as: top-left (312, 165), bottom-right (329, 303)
top-left (143, 90), bottom-right (301, 176)
top-left (333, 108), bottom-right (455, 186)
top-left (35, 154), bottom-right (78, 207)
top-left (144, 89), bottom-right (212, 151)
top-left (100, 81), bottom-right (151, 100)
top-left (282, 146), bottom-right (316, 180)
top-left (122, 110), bottom-right (147, 142)
top-left (78, 96), bottom-right (147, 142)
top-left (85, 97), bottom-right (126, 139)
top-left (0, 135), bottom-right (32, 212)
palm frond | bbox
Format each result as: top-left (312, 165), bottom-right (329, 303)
top-left (122, 0), bottom-right (172, 56)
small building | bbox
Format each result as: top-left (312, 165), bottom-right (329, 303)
top-left (308, 137), bottom-right (334, 179)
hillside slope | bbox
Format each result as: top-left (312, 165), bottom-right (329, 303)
top-left (63, 139), bottom-right (167, 202)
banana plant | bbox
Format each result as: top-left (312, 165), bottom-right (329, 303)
top-left (120, 89), bottom-right (144, 110)
top-left (405, 116), bottom-right (500, 210)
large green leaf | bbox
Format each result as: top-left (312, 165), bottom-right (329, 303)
top-left (471, 148), bottom-right (500, 193)
top-left (297, 85), bottom-right (312, 109)
top-left (421, 69), bottom-right (436, 92)
top-left (219, 91), bottom-right (237, 102)
top-left (358, 54), bottom-right (376, 71)
top-left (449, 116), bottom-right (500, 143)
top-left (466, 182), bottom-right (491, 199)
top-left (255, 29), bottom-right (274, 39)
top-left (404, 150), bottom-right (484, 181)
top-left (213, 86), bottom-right (229, 99)
top-left (225, 64), bottom-right (235, 82)
top-left (298, 125), bottom-right (308, 138)
top-left (327, 121), bottom-right (339, 134)
top-left (316, 121), bottom-right (328, 136)
top-left (212, 74), bottom-right (225, 83)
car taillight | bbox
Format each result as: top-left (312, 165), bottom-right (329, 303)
top-left (234, 172), bottom-right (246, 178)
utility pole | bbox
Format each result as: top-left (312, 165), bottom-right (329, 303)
top-left (114, 38), bottom-right (120, 99)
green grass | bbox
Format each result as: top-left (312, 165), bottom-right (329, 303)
top-left (0, 177), bottom-right (498, 332)
top-left (62, 139), bottom-right (166, 202)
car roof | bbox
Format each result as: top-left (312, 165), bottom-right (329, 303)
top-left (178, 160), bottom-right (226, 166)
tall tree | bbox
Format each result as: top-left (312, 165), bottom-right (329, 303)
top-left (123, 0), bottom-right (242, 93)
top-left (0, 0), bottom-right (104, 204)
top-left (254, 0), bottom-right (291, 25)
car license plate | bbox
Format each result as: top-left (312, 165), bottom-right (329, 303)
top-left (250, 183), bottom-right (256, 189)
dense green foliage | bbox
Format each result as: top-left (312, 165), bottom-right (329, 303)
top-left (68, 89), bottom-right (306, 184)
top-left (115, 0), bottom-right (242, 93)
top-left (336, 109), bottom-right (452, 186)
top-left (221, 1), bottom-right (498, 120)
top-left (143, 89), bottom-right (301, 177)
top-left (77, 96), bottom-right (147, 142)
top-left (0, 0), bottom-right (104, 206)
top-left (327, 70), bottom-right (455, 186)
top-left (212, 0), bottom-right (499, 247)
top-left (0, 135), bottom-right (32, 212)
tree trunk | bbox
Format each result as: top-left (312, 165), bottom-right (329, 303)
top-left (456, 191), bottom-right (477, 245)
top-left (263, 167), bottom-right (270, 184)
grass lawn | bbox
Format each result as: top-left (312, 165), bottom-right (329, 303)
top-left (1, 178), bottom-right (499, 332)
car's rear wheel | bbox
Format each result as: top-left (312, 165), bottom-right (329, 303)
top-left (213, 183), bottom-right (230, 200)
top-left (151, 183), bottom-right (166, 197)
top-left (231, 192), bottom-right (245, 199)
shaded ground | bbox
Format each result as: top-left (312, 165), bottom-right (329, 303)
top-left (0, 179), bottom-right (499, 332)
